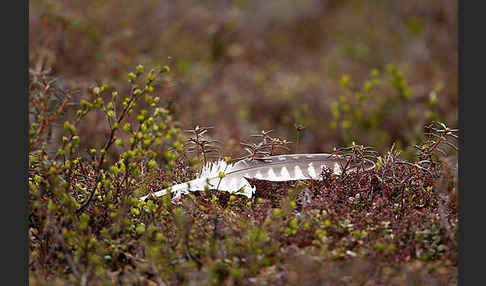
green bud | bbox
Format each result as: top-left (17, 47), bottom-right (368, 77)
top-left (324, 219), bottom-right (331, 227)
top-left (50, 166), bottom-right (57, 174)
top-left (145, 95), bottom-right (153, 105)
top-left (63, 121), bottom-right (71, 131)
top-left (71, 136), bottom-right (80, 148)
top-left (135, 64), bottom-right (144, 75)
top-left (148, 160), bottom-right (157, 168)
top-left (63, 121), bottom-right (76, 135)
top-left (342, 120), bottom-right (352, 129)
top-left (340, 74), bottom-right (351, 88)
top-left (284, 228), bottom-right (293, 236)
top-left (101, 83), bottom-right (110, 92)
top-left (289, 219), bottom-right (298, 229)
top-left (94, 97), bottom-right (104, 108)
top-left (371, 68), bottom-right (379, 77)
top-left (130, 207), bottom-right (140, 216)
top-left (147, 72), bottom-right (155, 82)
top-left (364, 80), bottom-right (372, 93)
top-left (128, 72), bottom-right (136, 82)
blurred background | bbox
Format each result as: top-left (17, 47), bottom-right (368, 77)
top-left (29, 0), bottom-right (457, 159)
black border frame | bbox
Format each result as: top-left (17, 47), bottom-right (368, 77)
top-left (2, 0), bottom-right (28, 284)
top-left (458, 0), bottom-right (481, 285)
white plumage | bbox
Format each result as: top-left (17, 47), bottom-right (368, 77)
top-left (140, 153), bottom-right (375, 201)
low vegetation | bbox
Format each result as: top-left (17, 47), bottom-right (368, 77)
top-left (29, 65), bottom-right (457, 285)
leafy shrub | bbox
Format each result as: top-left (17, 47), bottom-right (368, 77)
top-left (29, 65), bottom-right (457, 285)
top-left (30, 0), bottom-right (458, 158)
top-left (330, 65), bottom-right (448, 158)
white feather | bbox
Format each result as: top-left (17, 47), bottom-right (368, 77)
top-left (139, 153), bottom-right (374, 201)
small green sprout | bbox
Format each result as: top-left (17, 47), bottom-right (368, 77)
top-left (135, 64), bottom-right (144, 75)
top-left (128, 72), bottom-right (136, 82)
top-left (92, 86), bottom-right (101, 95)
